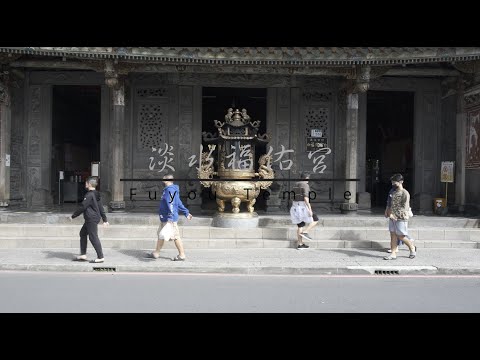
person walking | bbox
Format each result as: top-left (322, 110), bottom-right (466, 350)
top-left (151, 174), bottom-right (193, 261)
top-left (385, 181), bottom-right (415, 253)
top-left (384, 173), bottom-right (416, 260)
top-left (69, 176), bottom-right (109, 263)
top-left (289, 172), bottom-right (319, 249)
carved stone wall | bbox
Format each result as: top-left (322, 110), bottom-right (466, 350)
top-left (10, 79), bottom-right (25, 202)
top-left (416, 91), bottom-right (441, 197)
top-left (178, 73), bottom-right (293, 87)
top-left (266, 87), bottom-right (293, 211)
top-left (26, 83), bottom-right (53, 207)
top-left (178, 85), bottom-right (194, 178)
top-left (129, 78), bottom-right (177, 205)
top-left (300, 88), bottom-right (335, 203)
top-left (464, 84), bottom-right (480, 210)
top-left (335, 87), bottom-right (347, 195)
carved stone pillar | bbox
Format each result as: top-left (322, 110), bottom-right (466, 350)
top-left (105, 62), bottom-right (125, 212)
top-left (0, 73), bottom-right (11, 210)
top-left (455, 77), bottom-right (466, 212)
top-left (340, 66), bottom-right (370, 214)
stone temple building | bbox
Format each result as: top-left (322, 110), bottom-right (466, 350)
top-left (0, 47), bottom-right (479, 214)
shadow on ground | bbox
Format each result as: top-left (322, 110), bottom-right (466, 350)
top-left (117, 249), bottom-right (172, 262)
top-left (42, 250), bottom-right (76, 260)
top-left (330, 249), bottom-right (384, 259)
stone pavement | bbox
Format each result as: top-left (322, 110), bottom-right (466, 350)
top-left (1, 246), bottom-right (480, 275)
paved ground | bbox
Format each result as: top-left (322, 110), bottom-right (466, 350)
top-left (1, 246), bottom-right (480, 275)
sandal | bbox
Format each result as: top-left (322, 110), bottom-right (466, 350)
top-left (90, 258), bottom-right (105, 263)
top-left (172, 255), bottom-right (186, 261)
top-left (383, 255), bottom-right (397, 260)
top-left (150, 252), bottom-right (160, 259)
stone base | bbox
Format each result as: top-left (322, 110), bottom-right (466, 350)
top-left (412, 192), bottom-right (433, 214)
top-left (211, 212), bottom-right (259, 228)
top-left (187, 199), bottom-right (202, 215)
top-left (110, 201), bottom-right (126, 213)
top-left (449, 204), bottom-right (465, 214)
top-left (357, 192), bottom-right (371, 210)
top-left (340, 202), bottom-right (358, 215)
top-left (265, 206), bottom-right (282, 212)
top-left (266, 198), bottom-right (282, 212)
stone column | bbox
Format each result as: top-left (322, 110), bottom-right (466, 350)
top-left (340, 66), bottom-right (370, 214)
top-left (0, 74), bottom-right (11, 210)
top-left (105, 62), bottom-right (125, 212)
top-left (454, 77), bottom-right (466, 212)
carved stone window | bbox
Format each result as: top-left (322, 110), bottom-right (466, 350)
top-left (136, 88), bottom-right (167, 98)
top-left (305, 106), bottom-right (329, 137)
top-left (138, 103), bottom-right (165, 150)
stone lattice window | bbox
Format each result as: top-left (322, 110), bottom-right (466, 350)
top-left (138, 103), bottom-right (165, 149)
top-left (305, 106), bottom-right (329, 137)
top-left (136, 88), bottom-right (166, 98)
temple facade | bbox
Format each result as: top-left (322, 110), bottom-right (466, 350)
top-left (0, 47), bottom-right (479, 214)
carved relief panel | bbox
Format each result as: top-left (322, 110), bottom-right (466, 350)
top-left (137, 103), bottom-right (166, 150)
top-left (301, 88), bottom-right (334, 198)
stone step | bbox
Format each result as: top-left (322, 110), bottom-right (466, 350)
top-left (0, 237), bottom-right (478, 250)
top-left (1, 212), bottom-right (479, 228)
top-left (1, 224), bottom-right (480, 241)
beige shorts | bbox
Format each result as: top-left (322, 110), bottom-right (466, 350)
top-left (157, 221), bottom-right (181, 241)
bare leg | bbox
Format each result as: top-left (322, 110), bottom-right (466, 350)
top-left (152, 224), bottom-right (165, 258)
top-left (397, 235), bottom-right (415, 252)
top-left (297, 226), bottom-right (304, 246)
top-left (174, 238), bottom-right (186, 259)
top-left (152, 239), bottom-right (164, 258)
top-left (389, 232), bottom-right (398, 256)
top-left (303, 220), bottom-right (318, 233)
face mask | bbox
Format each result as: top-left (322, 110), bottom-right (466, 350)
top-left (392, 184), bottom-right (399, 190)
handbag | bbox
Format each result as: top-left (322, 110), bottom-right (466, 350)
top-left (407, 207), bottom-right (414, 217)
top-left (159, 222), bottom-right (174, 241)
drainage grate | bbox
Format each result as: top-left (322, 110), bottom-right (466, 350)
top-left (93, 267), bottom-right (116, 272)
top-left (374, 270), bottom-right (400, 275)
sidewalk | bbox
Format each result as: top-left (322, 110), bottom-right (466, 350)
top-left (1, 247), bottom-right (480, 275)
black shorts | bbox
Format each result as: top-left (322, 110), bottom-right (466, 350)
top-left (297, 213), bottom-right (319, 228)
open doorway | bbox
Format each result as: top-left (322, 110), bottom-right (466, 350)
top-left (52, 85), bottom-right (101, 204)
top-left (202, 87), bottom-right (267, 211)
top-left (366, 90), bottom-right (414, 208)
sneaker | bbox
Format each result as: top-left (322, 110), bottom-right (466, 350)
top-left (73, 254), bottom-right (88, 262)
top-left (409, 246), bottom-right (417, 259)
top-left (297, 243), bottom-right (310, 250)
top-left (300, 233), bottom-right (313, 241)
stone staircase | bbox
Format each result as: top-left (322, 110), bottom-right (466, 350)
top-left (1, 211), bottom-right (479, 250)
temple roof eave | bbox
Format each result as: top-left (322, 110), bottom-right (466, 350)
top-left (1, 47), bottom-right (480, 67)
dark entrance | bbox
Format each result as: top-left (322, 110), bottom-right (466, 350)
top-left (366, 90), bottom-right (414, 208)
top-left (52, 85), bottom-right (101, 204)
top-left (201, 87), bottom-right (267, 211)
